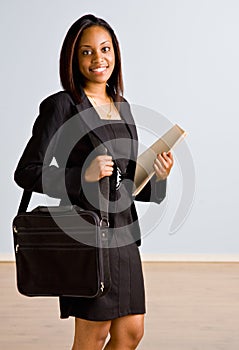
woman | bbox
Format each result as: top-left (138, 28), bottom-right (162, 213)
top-left (14, 14), bottom-right (173, 350)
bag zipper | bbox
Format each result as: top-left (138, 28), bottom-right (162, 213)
top-left (13, 226), bottom-right (96, 233)
top-left (15, 242), bottom-right (96, 252)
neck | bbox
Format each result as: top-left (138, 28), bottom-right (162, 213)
top-left (83, 83), bottom-right (108, 99)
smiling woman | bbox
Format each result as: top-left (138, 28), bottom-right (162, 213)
top-left (14, 13), bottom-right (173, 350)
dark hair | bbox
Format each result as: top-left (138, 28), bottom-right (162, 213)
top-left (60, 14), bottom-right (123, 103)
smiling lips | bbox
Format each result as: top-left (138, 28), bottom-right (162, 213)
top-left (90, 66), bottom-right (108, 73)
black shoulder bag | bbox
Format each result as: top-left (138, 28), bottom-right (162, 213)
top-left (12, 144), bottom-right (111, 298)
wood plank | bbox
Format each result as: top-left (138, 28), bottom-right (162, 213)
top-left (1, 262), bottom-right (239, 349)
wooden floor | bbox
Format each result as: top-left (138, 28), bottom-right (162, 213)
top-left (1, 262), bottom-right (239, 349)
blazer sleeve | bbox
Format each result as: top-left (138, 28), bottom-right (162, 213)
top-left (14, 95), bottom-right (84, 201)
top-left (134, 175), bottom-right (167, 204)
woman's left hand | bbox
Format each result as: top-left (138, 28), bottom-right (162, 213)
top-left (153, 151), bottom-right (174, 181)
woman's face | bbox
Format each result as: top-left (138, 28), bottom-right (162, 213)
top-left (77, 25), bottom-right (115, 87)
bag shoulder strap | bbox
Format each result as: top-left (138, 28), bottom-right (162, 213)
top-left (17, 133), bottom-right (110, 225)
top-left (17, 190), bottom-right (32, 215)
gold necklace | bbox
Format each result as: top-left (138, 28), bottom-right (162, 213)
top-left (88, 95), bottom-right (112, 119)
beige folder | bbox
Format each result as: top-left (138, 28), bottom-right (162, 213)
top-left (133, 124), bottom-right (187, 196)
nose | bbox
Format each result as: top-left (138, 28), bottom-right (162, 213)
top-left (92, 49), bottom-right (104, 63)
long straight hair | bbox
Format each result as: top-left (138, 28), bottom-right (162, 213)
top-left (60, 14), bottom-right (124, 103)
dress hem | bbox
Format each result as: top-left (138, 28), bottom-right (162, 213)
top-left (60, 310), bottom-right (146, 321)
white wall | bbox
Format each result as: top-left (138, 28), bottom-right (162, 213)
top-left (1, 0), bottom-right (239, 259)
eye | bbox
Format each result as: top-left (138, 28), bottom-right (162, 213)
top-left (102, 46), bottom-right (110, 53)
top-left (82, 50), bottom-right (93, 56)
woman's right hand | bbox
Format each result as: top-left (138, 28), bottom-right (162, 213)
top-left (84, 155), bottom-right (114, 182)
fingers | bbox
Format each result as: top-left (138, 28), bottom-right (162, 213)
top-left (84, 155), bottom-right (114, 182)
top-left (153, 159), bottom-right (167, 179)
top-left (98, 155), bottom-right (113, 163)
top-left (165, 151), bottom-right (173, 161)
top-left (162, 152), bottom-right (174, 167)
top-left (153, 152), bottom-right (174, 180)
top-left (98, 155), bottom-right (114, 178)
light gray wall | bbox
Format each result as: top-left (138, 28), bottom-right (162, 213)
top-left (1, 0), bottom-right (239, 258)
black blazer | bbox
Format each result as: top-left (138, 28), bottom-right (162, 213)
top-left (14, 90), bottom-right (166, 245)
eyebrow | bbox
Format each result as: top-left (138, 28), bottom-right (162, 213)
top-left (79, 40), bottom-right (111, 48)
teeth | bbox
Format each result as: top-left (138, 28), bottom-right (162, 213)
top-left (91, 67), bottom-right (106, 72)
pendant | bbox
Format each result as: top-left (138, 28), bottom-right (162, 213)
top-left (107, 113), bottom-right (111, 119)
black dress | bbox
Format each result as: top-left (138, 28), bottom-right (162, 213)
top-left (59, 120), bottom-right (146, 321)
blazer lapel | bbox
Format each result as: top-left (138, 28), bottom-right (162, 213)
top-left (75, 94), bottom-right (108, 142)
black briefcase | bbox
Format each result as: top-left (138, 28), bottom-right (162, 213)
top-left (12, 187), bottom-right (111, 298)
top-left (13, 129), bottom-right (111, 298)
